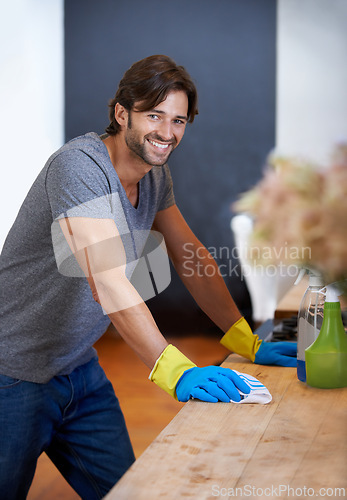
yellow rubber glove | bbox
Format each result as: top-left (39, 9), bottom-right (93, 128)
top-left (220, 317), bottom-right (262, 362)
top-left (149, 344), bottom-right (196, 399)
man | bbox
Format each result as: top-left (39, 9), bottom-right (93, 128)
top-left (0, 55), bottom-right (296, 499)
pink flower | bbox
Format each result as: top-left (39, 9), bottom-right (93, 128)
top-left (233, 144), bottom-right (347, 286)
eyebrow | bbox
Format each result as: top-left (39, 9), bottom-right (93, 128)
top-left (150, 109), bottom-right (188, 121)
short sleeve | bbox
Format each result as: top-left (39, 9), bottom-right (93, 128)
top-left (45, 149), bottom-right (113, 221)
top-left (46, 149), bottom-right (118, 278)
top-left (157, 165), bottom-right (175, 212)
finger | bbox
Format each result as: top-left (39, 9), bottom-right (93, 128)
top-left (201, 381), bottom-right (231, 402)
top-left (276, 342), bottom-right (297, 357)
top-left (214, 375), bottom-right (242, 402)
top-left (190, 387), bottom-right (218, 403)
top-left (278, 355), bottom-right (297, 367)
top-left (218, 368), bottom-right (251, 394)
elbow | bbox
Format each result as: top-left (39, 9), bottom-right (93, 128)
top-left (91, 267), bottom-right (144, 314)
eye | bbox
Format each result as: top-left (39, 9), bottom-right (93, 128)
top-left (148, 114), bottom-right (160, 120)
top-left (173, 119), bottom-right (186, 125)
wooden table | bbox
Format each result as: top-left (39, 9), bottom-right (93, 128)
top-left (106, 355), bottom-right (347, 499)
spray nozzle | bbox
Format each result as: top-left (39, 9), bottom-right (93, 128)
top-left (325, 284), bottom-right (342, 303)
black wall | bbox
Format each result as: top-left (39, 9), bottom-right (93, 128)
top-left (65, 0), bottom-right (276, 333)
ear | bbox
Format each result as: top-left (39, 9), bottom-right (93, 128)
top-left (114, 103), bottom-right (129, 129)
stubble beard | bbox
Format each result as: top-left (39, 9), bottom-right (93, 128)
top-left (125, 115), bottom-right (176, 167)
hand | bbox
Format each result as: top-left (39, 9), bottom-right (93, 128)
top-left (221, 318), bottom-right (297, 367)
top-left (175, 366), bottom-right (251, 403)
top-left (254, 341), bottom-right (297, 367)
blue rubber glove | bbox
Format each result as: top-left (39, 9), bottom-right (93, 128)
top-left (175, 366), bottom-right (251, 403)
top-left (254, 341), bottom-right (297, 367)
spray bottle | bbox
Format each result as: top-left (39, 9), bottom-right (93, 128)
top-left (296, 270), bottom-right (325, 382)
top-left (305, 285), bottom-right (347, 389)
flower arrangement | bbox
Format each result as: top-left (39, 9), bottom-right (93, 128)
top-left (233, 143), bottom-right (347, 295)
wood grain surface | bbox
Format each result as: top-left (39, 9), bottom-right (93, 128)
top-left (106, 356), bottom-right (347, 500)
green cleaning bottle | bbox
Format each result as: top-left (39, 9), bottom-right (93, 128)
top-left (305, 284), bottom-right (347, 389)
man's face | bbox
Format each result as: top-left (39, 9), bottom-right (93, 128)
top-left (124, 91), bottom-right (188, 167)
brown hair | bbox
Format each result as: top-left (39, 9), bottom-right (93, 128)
top-left (105, 55), bottom-right (198, 135)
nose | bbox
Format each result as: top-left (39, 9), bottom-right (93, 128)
top-left (157, 120), bottom-right (174, 142)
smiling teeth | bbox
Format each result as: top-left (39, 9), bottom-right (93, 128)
top-left (149, 140), bottom-right (169, 149)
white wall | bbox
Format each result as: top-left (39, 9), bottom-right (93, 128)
top-left (276, 0), bottom-right (347, 163)
top-left (0, 0), bottom-right (64, 250)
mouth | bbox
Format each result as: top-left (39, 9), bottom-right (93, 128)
top-left (147, 139), bottom-right (172, 151)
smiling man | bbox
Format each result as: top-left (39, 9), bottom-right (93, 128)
top-left (121, 90), bottom-right (187, 165)
top-left (0, 55), bottom-right (296, 499)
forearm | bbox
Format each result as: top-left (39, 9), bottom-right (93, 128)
top-left (173, 245), bottom-right (241, 332)
top-left (91, 270), bottom-right (168, 369)
top-left (153, 206), bottom-right (241, 332)
top-left (108, 302), bottom-right (168, 369)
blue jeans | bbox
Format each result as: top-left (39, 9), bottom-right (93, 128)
top-left (0, 357), bottom-right (135, 500)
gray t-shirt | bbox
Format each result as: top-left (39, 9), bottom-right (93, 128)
top-left (0, 132), bottom-right (175, 383)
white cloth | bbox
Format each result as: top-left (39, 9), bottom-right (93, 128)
top-left (231, 370), bottom-right (272, 404)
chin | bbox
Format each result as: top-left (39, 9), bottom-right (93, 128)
top-left (143, 155), bottom-right (169, 168)
top-left (153, 159), bottom-right (169, 167)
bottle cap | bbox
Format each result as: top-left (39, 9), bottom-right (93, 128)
top-left (309, 275), bottom-right (325, 287)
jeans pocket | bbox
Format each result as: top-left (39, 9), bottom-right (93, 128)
top-left (0, 373), bottom-right (23, 389)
